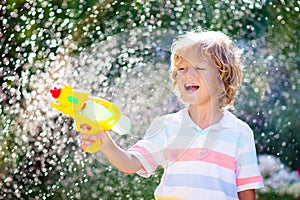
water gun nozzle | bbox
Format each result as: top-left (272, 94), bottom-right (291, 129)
top-left (50, 87), bottom-right (61, 98)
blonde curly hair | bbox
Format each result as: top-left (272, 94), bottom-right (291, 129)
top-left (170, 30), bottom-right (243, 109)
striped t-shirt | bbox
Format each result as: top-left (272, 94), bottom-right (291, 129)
top-left (128, 108), bottom-right (264, 200)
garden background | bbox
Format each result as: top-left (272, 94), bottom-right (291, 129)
top-left (0, 0), bottom-right (299, 199)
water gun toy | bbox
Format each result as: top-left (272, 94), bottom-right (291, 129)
top-left (50, 84), bottom-right (131, 153)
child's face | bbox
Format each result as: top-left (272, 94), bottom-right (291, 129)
top-left (175, 48), bottom-right (221, 107)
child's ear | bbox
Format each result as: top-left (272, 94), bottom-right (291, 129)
top-left (217, 72), bottom-right (223, 85)
top-left (174, 54), bottom-right (182, 66)
top-left (228, 98), bottom-right (235, 107)
top-left (217, 75), bottom-right (226, 97)
top-left (173, 70), bottom-right (178, 78)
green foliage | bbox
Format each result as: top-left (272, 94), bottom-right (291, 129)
top-left (257, 192), bottom-right (296, 200)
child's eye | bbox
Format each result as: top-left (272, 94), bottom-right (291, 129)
top-left (195, 67), bottom-right (205, 71)
top-left (178, 67), bottom-right (185, 71)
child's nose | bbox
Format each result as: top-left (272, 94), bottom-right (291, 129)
top-left (184, 67), bottom-right (197, 77)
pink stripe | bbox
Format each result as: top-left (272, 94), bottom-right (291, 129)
top-left (130, 145), bottom-right (157, 171)
top-left (164, 148), bottom-right (235, 170)
top-left (236, 176), bottom-right (263, 187)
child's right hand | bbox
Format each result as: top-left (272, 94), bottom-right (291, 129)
top-left (79, 124), bottom-right (112, 152)
top-left (80, 124), bottom-right (142, 174)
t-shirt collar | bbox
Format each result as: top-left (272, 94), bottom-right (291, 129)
top-left (180, 107), bottom-right (237, 130)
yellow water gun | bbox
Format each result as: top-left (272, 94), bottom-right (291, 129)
top-left (50, 84), bottom-right (131, 153)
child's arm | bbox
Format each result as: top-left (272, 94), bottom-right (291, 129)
top-left (80, 131), bottom-right (142, 175)
top-left (238, 189), bottom-right (255, 200)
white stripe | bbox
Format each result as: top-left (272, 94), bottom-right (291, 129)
top-left (155, 186), bottom-right (238, 200)
top-left (237, 182), bottom-right (264, 192)
top-left (236, 164), bottom-right (261, 177)
top-left (213, 140), bottom-right (239, 155)
top-left (165, 161), bottom-right (235, 183)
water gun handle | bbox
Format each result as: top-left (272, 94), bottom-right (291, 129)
top-left (72, 112), bottom-right (103, 153)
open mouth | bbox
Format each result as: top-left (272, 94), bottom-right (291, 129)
top-left (184, 83), bottom-right (200, 92)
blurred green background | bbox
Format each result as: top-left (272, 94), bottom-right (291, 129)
top-left (1, 0), bottom-right (299, 199)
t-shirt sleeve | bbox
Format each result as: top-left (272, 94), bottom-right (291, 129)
top-left (235, 129), bottom-right (264, 192)
top-left (127, 116), bottom-right (166, 178)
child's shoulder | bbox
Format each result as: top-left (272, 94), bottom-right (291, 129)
top-left (225, 109), bottom-right (253, 135)
top-left (160, 108), bottom-right (187, 122)
top-left (145, 109), bottom-right (185, 137)
top-left (149, 108), bottom-right (187, 129)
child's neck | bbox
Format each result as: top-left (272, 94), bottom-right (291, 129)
top-left (188, 104), bottom-right (224, 130)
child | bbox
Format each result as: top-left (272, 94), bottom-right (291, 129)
top-left (80, 30), bottom-right (264, 200)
